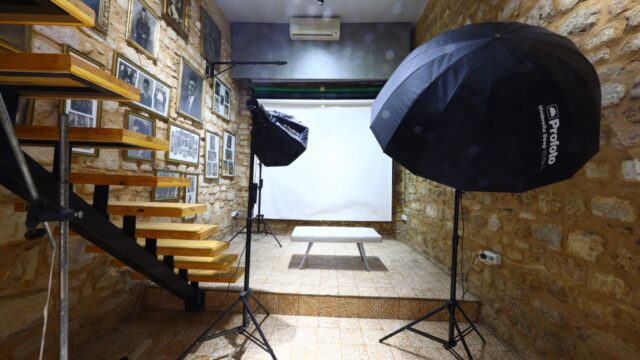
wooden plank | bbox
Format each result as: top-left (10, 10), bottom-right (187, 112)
top-left (0, 54), bottom-right (139, 100)
top-left (112, 254), bottom-right (238, 271)
top-left (86, 239), bottom-right (228, 257)
top-left (16, 126), bottom-right (167, 150)
top-left (134, 222), bottom-right (219, 240)
top-left (69, 173), bottom-right (191, 188)
top-left (187, 268), bottom-right (245, 283)
top-left (0, 0), bottom-right (95, 26)
top-left (108, 201), bottom-right (207, 218)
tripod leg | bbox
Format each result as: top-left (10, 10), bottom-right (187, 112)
top-left (228, 225), bottom-right (247, 243)
top-left (241, 296), bottom-right (277, 360)
top-left (450, 307), bottom-right (474, 360)
top-left (249, 291), bottom-right (271, 316)
top-left (262, 220), bottom-right (282, 248)
top-left (379, 304), bottom-right (447, 343)
top-left (456, 303), bottom-right (485, 343)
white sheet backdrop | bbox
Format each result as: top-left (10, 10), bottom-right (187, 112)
top-left (257, 99), bottom-right (392, 221)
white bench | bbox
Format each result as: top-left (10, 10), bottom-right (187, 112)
top-left (291, 226), bottom-right (382, 271)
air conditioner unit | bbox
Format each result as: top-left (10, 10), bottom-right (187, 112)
top-left (290, 17), bottom-right (340, 41)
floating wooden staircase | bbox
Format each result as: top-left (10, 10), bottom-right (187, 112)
top-left (0, 29), bottom-right (239, 310)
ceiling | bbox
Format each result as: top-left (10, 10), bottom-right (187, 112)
top-left (214, 0), bottom-right (429, 24)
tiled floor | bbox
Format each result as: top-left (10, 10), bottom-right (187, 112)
top-left (201, 234), bottom-right (474, 300)
top-left (78, 310), bottom-right (519, 360)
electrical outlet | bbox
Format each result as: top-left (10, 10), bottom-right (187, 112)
top-left (480, 250), bottom-right (501, 265)
top-left (401, 214), bottom-right (408, 222)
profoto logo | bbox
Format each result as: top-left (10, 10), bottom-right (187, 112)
top-left (538, 104), bottom-right (560, 169)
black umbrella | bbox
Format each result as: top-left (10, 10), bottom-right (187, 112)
top-left (371, 22), bottom-right (601, 193)
top-left (372, 22), bottom-right (601, 360)
top-left (248, 98), bottom-right (309, 167)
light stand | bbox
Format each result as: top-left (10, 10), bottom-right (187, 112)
top-left (228, 159), bottom-right (281, 247)
top-left (379, 189), bottom-right (485, 360)
top-left (178, 118), bottom-right (277, 360)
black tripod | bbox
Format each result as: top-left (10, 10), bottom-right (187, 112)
top-left (379, 189), bottom-right (485, 360)
top-left (228, 160), bottom-right (281, 247)
top-left (178, 127), bottom-right (277, 360)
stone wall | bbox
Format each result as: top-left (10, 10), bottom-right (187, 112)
top-left (398, 0), bottom-right (640, 359)
top-left (0, 0), bottom-right (248, 358)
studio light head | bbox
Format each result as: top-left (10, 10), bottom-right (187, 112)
top-left (317, 0), bottom-right (324, 5)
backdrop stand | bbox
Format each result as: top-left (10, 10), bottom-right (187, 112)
top-left (228, 161), bottom-right (281, 248)
top-left (179, 121), bottom-right (277, 360)
top-left (380, 189), bottom-right (485, 360)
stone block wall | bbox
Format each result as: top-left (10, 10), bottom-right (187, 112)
top-left (0, 0), bottom-right (248, 357)
top-left (398, 0), bottom-right (640, 359)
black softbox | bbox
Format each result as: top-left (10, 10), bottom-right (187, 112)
top-left (247, 99), bottom-right (309, 167)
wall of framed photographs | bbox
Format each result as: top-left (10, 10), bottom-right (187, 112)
top-left (0, 1), bottom-right (248, 358)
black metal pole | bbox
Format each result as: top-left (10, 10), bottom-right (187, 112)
top-left (448, 188), bottom-right (462, 343)
top-left (243, 128), bottom-right (257, 328)
top-left (256, 161), bottom-right (263, 233)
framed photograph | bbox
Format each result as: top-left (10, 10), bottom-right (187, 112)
top-left (163, 0), bottom-right (189, 39)
top-left (177, 58), bottom-right (205, 123)
top-left (126, 0), bottom-right (159, 59)
top-left (204, 131), bottom-right (219, 179)
top-left (167, 122), bottom-right (200, 165)
top-left (113, 53), bottom-right (171, 119)
top-left (153, 169), bottom-right (181, 201)
top-left (0, 24), bottom-right (30, 53)
top-left (214, 79), bottom-right (231, 120)
top-left (81, 0), bottom-right (110, 34)
top-left (222, 131), bottom-right (235, 177)
top-left (125, 110), bottom-right (155, 161)
top-left (201, 8), bottom-right (221, 62)
top-left (183, 173), bottom-right (198, 220)
top-left (62, 45), bottom-right (104, 157)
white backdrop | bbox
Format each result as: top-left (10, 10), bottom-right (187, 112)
top-left (258, 99), bottom-right (392, 221)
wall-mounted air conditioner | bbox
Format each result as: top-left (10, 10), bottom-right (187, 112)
top-left (290, 17), bottom-right (340, 41)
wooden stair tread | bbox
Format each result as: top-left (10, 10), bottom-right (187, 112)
top-left (0, 54), bottom-right (139, 100)
top-left (111, 254), bottom-right (238, 271)
top-left (187, 267), bottom-right (245, 283)
top-left (108, 201), bottom-right (207, 218)
top-left (16, 126), bottom-right (166, 150)
top-left (86, 239), bottom-right (228, 257)
top-left (70, 173), bottom-right (190, 187)
top-left (133, 222), bottom-right (219, 240)
top-left (0, 0), bottom-right (95, 26)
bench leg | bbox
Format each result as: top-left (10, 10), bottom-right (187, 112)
top-left (357, 242), bottom-right (370, 272)
top-left (299, 242), bottom-right (314, 270)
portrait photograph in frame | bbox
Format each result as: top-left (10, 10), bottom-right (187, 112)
top-left (222, 131), bottom-right (235, 177)
top-left (81, 0), bottom-right (110, 34)
top-left (153, 169), bottom-right (181, 201)
top-left (167, 122), bottom-right (200, 165)
top-left (204, 130), bottom-right (219, 179)
top-left (163, 0), bottom-right (189, 39)
top-left (113, 53), bottom-right (171, 119)
top-left (124, 110), bottom-right (155, 162)
top-left (201, 7), bottom-right (220, 62)
top-left (0, 24), bottom-right (30, 53)
top-left (126, 0), bottom-right (159, 59)
top-left (213, 78), bottom-right (231, 120)
top-left (62, 45), bottom-right (104, 157)
top-left (183, 173), bottom-right (198, 220)
top-left (177, 58), bottom-right (205, 123)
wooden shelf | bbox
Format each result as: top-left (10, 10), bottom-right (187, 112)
top-left (70, 173), bottom-right (191, 188)
top-left (86, 239), bottom-right (228, 257)
top-left (111, 254), bottom-right (238, 271)
top-left (108, 201), bottom-right (207, 218)
top-left (0, 54), bottom-right (139, 100)
top-left (16, 126), bottom-right (167, 150)
top-left (186, 268), bottom-right (245, 283)
top-left (0, 0), bottom-right (95, 26)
